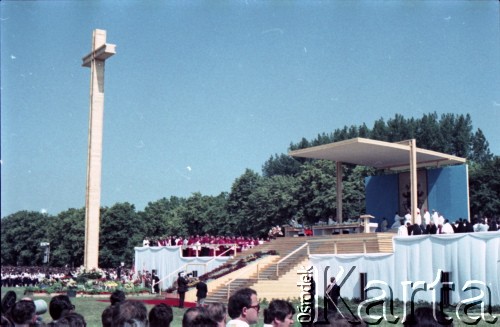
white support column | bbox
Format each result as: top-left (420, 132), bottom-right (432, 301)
top-left (409, 139), bottom-right (418, 225)
top-left (336, 161), bottom-right (343, 223)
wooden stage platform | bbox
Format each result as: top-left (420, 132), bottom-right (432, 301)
top-left (279, 232), bottom-right (395, 255)
top-left (284, 220), bottom-right (379, 237)
top-left (310, 233), bottom-right (394, 254)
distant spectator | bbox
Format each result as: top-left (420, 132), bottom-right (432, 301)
top-left (456, 219), bottom-right (466, 233)
top-left (195, 277), bottom-right (208, 307)
top-left (474, 219), bottom-right (489, 232)
top-left (205, 302), bottom-right (226, 327)
top-left (380, 218), bottom-right (388, 232)
top-left (149, 303), bottom-right (173, 327)
top-left (441, 220), bottom-right (455, 234)
top-left (464, 220), bottom-right (474, 232)
top-left (177, 272), bottom-right (188, 308)
top-left (397, 221), bottom-right (409, 236)
top-left (488, 218), bottom-right (498, 231)
top-left (411, 224), bottom-right (422, 235)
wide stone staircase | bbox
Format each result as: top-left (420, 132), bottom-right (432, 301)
top-left (203, 237), bottom-right (312, 303)
top-left (196, 234), bottom-right (395, 304)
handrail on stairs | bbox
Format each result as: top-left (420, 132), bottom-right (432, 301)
top-left (276, 242), bottom-right (309, 277)
top-left (224, 261), bottom-right (262, 300)
top-left (153, 264), bottom-right (187, 295)
top-left (202, 244), bottom-right (237, 269)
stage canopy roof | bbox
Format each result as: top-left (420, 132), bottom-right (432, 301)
top-left (288, 137), bottom-right (466, 171)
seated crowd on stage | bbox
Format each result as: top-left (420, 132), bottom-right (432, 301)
top-left (141, 234), bottom-right (266, 257)
top-left (387, 208), bottom-right (499, 236)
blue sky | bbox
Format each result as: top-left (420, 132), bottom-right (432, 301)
top-left (1, 1), bottom-right (499, 217)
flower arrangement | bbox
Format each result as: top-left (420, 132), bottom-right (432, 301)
top-left (104, 281), bottom-right (119, 289)
top-left (196, 250), bottom-right (278, 285)
top-left (75, 266), bottom-right (105, 280)
top-left (25, 276), bottom-right (149, 296)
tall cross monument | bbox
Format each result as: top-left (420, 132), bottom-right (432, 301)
top-left (82, 29), bottom-right (116, 269)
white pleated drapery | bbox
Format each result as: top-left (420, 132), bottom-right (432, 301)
top-left (134, 246), bottom-right (230, 289)
top-left (309, 232), bottom-right (500, 305)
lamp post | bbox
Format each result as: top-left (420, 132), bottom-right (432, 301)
top-left (40, 242), bottom-right (50, 265)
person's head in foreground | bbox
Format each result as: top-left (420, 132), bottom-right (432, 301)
top-left (227, 287), bottom-right (260, 326)
top-left (111, 300), bottom-right (148, 327)
top-left (49, 295), bottom-right (74, 321)
top-left (110, 290), bottom-right (126, 306)
top-left (182, 307), bottom-right (217, 327)
top-left (10, 300), bottom-right (36, 326)
top-left (403, 306), bottom-right (452, 326)
top-left (149, 303), bottom-right (173, 327)
top-left (205, 302), bottom-right (227, 327)
top-left (52, 312), bottom-right (87, 327)
top-left (263, 299), bottom-right (295, 326)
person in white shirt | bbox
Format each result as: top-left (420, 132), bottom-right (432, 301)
top-left (441, 220), bottom-right (455, 234)
top-left (437, 213), bottom-right (445, 226)
top-left (423, 209), bottom-right (431, 226)
top-left (404, 210), bottom-right (412, 225)
top-left (432, 210), bottom-right (439, 225)
top-left (398, 222), bottom-right (410, 236)
top-left (478, 219), bottom-right (489, 232)
top-left (227, 288), bottom-right (260, 326)
top-left (414, 208), bottom-right (422, 226)
top-left (391, 212), bottom-right (402, 229)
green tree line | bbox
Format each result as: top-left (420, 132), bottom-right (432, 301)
top-left (2, 112), bottom-right (498, 268)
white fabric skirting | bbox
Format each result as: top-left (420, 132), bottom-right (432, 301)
top-left (309, 232), bottom-right (500, 305)
top-left (134, 246), bottom-right (230, 288)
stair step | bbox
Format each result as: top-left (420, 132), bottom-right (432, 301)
top-left (204, 234), bottom-right (394, 303)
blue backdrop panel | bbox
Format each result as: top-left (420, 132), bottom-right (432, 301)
top-left (365, 174), bottom-right (399, 227)
top-left (365, 165), bottom-right (469, 226)
top-left (427, 164), bottom-right (469, 220)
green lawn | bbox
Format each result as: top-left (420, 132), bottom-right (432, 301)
top-left (2, 287), bottom-right (498, 326)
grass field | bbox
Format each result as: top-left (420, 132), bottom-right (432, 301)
top-left (1, 287), bottom-right (498, 326)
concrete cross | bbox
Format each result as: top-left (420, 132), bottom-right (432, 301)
top-left (82, 29), bottom-right (116, 270)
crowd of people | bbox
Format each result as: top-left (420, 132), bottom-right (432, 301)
top-left (0, 287), bottom-right (294, 327)
top-left (2, 280), bottom-right (454, 327)
top-left (142, 234), bottom-right (264, 257)
top-left (389, 208), bottom-right (499, 236)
